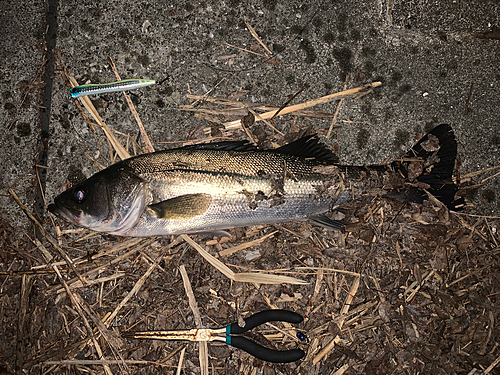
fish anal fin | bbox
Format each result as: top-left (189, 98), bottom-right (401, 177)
top-left (383, 187), bottom-right (425, 205)
top-left (148, 193), bottom-right (212, 220)
top-left (186, 230), bottom-right (232, 238)
top-left (308, 214), bottom-right (346, 233)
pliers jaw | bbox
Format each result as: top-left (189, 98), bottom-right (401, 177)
top-left (123, 328), bottom-right (226, 342)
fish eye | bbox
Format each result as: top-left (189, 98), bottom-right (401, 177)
top-left (74, 190), bottom-right (85, 203)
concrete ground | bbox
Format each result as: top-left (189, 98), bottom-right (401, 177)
top-left (2, 0), bottom-right (499, 234)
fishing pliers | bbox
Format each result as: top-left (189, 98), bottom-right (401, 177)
top-left (123, 309), bottom-right (305, 363)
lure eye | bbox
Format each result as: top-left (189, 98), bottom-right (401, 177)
top-left (74, 190), bottom-right (85, 203)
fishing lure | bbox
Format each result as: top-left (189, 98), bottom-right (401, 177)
top-left (70, 79), bottom-right (155, 98)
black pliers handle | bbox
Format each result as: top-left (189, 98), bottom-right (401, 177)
top-left (225, 310), bottom-right (305, 363)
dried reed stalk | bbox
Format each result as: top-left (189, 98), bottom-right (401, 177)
top-left (179, 265), bottom-right (208, 375)
top-left (108, 56), bottom-right (154, 153)
top-left (68, 76), bottom-right (130, 160)
top-left (182, 235), bottom-right (306, 284)
top-left (218, 82), bottom-right (382, 132)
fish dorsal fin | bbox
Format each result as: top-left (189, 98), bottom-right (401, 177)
top-left (178, 135), bottom-right (338, 163)
top-left (148, 193), bottom-right (212, 220)
top-left (180, 141), bottom-right (259, 152)
top-left (273, 135), bottom-right (339, 164)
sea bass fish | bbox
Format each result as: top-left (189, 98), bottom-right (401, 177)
top-left (48, 124), bottom-right (463, 237)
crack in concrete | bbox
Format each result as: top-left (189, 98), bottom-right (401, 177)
top-left (34, 0), bottom-right (58, 240)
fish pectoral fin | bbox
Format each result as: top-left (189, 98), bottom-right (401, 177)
top-left (148, 193), bottom-right (212, 220)
top-left (308, 214), bottom-right (346, 233)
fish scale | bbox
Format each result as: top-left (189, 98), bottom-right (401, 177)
top-left (126, 148), bottom-right (316, 176)
top-left (121, 149), bottom-right (334, 236)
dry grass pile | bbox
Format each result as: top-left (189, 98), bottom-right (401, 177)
top-left (1, 32), bottom-right (499, 375)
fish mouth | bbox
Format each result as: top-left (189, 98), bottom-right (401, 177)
top-left (48, 202), bottom-right (82, 224)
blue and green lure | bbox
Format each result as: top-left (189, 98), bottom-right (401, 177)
top-left (70, 79), bottom-right (156, 98)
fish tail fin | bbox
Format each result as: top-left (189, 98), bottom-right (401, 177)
top-left (387, 124), bottom-right (464, 210)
